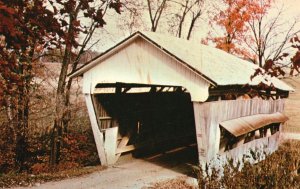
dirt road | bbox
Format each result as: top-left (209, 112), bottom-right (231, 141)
top-left (14, 146), bottom-right (198, 189)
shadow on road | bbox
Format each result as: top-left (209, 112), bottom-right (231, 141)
top-left (118, 144), bottom-right (199, 178)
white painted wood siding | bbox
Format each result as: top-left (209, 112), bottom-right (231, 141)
top-left (82, 38), bottom-right (210, 102)
top-left (222, 131), bottom-right (280, 161)
top-left (193, 99), bottom-right (285, 163)
top-left (84, 94), bottom-right (107, 165)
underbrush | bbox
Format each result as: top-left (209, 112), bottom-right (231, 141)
top-left (29, 129), bottom-right (100, 174)
top-left (198, 140), bottom-right (300, 188)
top-left (0, 65), bottom-right (102, 187)
top-left (0, 127), bottom-right (101, 188)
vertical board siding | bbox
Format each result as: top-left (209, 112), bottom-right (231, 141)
top-left (193, 99), bottom-right (285, 163)
top-left (85, 38), bottom-right (210, 101)
top-left (104, 127), bottom-right (118, 165)
top-left (223, 132), bottom-right (280, 161)
top-left (85, 94), bottom-right (107, 165)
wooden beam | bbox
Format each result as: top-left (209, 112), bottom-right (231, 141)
top-left (219, 138), bottom-right (229, 153)
top-left (104, 127), bottom-right (118, 165)
top-left (117, 136), bottom-right (131, 150)
top-left (116, 145), bottom-right (135, 154)
top-left (266, 128), bottom-right (272, 137)
top-left (115, 133), bottom-right (196, 159)
top-left (255, 130), bottom-right (260, 139)
top-left (85, 94), bottom-right (107, 165)
top-left (175, 87), bottom-right (183, 92)
top-left (115, 135), bottom-right (131, 161)
top-left (158, 86), bottom-right (165, 92)
top-left (122, 87), bottom-right (131, 93)
top-left (95, 82), bottom-right (181, 89)
top-left (99, 116), bottom-right (112, 120)
top-left (149, 86), bottom-right (156, 92)
top-left (115, 125), bottom-right (135, 161)
top-left (193, 102), bottom-right (208, 163)
top-left (209, 85), bottom-right (289, 99)
top-left (115, 86), bottom-right (121, 94)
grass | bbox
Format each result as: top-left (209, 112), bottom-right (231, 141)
top-left (198, 140), bottom-right (300, 188)
top-left (0, 165), bottom-right (106, 188)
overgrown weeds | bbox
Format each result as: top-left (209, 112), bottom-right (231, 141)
top-left (146, 176), bottom-right (197, 189)
top-left (198, 140), bottom-right (300, 189)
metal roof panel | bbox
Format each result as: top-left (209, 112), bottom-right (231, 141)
top-left (69, 31), bottom-right (294, 91)
top-left (220, 112), bottom-right (288, 137)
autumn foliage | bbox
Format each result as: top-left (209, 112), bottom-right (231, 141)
top-left (0, 0), bottom-right (62, 171)
top-left (290, 35), bottom-right (300, 75)
top-left (250, 34), bottom-right (300, 80)
top-left (0, 0), bottom-right (300, 185)
top-left (206, 0), bottom-right (271, 60)
top-left (0, 0), bottom-right (122, 172)
top-left (49, 0), bottom-right (122, 166)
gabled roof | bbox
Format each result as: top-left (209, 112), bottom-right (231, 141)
top-left (69, 31), bottom-right (293, 91)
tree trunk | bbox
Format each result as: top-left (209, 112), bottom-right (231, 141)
top-left (15, 80), bottom-right (30, 171)
top-left (50, 41), bottom-right (72, 166)
top-left (62, 50), bottom-right (83, 132)
top-left (187, 11), bottom-right (201, 40)
top-left (259, 54), bottom-right (263, 68)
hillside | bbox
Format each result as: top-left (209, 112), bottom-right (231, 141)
top-left (282, 77), bottom-right (300, 135)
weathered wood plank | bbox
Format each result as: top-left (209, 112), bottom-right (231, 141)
top-left (255, 130), bottom-right (260, 139)
top-left (116, 145), bottom-right (136, 154)
top-left (117, 136), bottom-right (130, 150)
top-left (115, 135), bottom-right (131, 161)
top-left (85, 94), bottom-right (107, 165)
top-left (194, 98), bottom-right (286, 163)
top-left (193, 102), bottom-right (208, 163)
top-left (104, 127), bottom-right (118, 165)
top-left (86, 38), bottom-right (210, 101)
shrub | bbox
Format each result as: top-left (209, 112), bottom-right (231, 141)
top-left (198, 141), bottom-right (300, 189)
top-left (0, 122), bottom-right (16, 173)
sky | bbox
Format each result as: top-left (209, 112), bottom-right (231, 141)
top-left (88, 0), bottom-right (300, 53)
top-left (278, 0), bottom-right (300, 18)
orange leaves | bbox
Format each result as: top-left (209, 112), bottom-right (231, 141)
top-left (31, 163), bottom-right (50, 174)
top-left (208, 0), bottom-right (257, 57)
top-left (206, 0), bottom-right (275, 64)
top-left (60, 133), bottom-right (90, 164)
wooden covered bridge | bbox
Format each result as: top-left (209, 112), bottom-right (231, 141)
top-left (69, 31), bottom-right (293, 165)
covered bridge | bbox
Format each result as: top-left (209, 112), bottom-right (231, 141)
top-left (69, 31), bottom-right (293, 165)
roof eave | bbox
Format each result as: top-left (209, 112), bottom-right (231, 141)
top-left (68, 31), bottom-right (144, 78)
top-left (68, 31), bottom-right (217, 86)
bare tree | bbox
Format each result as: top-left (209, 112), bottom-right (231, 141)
top-left (117, 1), bottom-right (145, 34)
top-left (146, 0), bottom-right (169, 32)
top-left (170, 0), bottom-right (204, 40)
top-left (49, 0), bottom-right (122, 165)
top-left (245, 3), bottom-right (300, 67)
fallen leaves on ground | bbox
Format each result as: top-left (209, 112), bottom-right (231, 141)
top-left (0, 165), bottom-right (106, 188)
